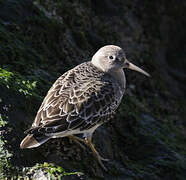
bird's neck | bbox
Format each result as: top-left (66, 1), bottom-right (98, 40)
top-left (90, 59), bottom-right (126, 90)
top-left (108, 69), bottom-right (126, 90)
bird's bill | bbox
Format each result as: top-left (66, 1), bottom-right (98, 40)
top-left (124, 60), bottom-right (150, 77)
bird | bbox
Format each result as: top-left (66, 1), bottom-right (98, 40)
top-left (20, 45), bottom-right (150, 170)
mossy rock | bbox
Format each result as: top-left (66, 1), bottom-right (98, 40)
top-left (0, 0), bottom-right (186, 179)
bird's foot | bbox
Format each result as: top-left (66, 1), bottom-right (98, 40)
top-left (96, 154), bottom-right (108, 171)
top-left (68, 135), bottom-right (86, 150)
top-left (85, 137), bottom-right (108, 171)
top-left (93, 153), bottom-right (109, 171)
top-left (99, 156), bottom-right (109, 162)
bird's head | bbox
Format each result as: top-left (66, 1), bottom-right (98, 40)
top-left (91, 45), bottom-right (150, 77)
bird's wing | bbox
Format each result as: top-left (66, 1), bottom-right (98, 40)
top-left (25, 68), bottom-right (119, 136)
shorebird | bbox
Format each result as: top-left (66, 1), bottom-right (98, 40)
top-left (20, 45), bottom-right (150, 170)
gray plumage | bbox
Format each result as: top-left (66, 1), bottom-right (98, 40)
top-left (20, 45), bottom-right (149, 153)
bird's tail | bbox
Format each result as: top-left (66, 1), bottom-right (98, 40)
top-left (20, 134), bottom-right (50, 149)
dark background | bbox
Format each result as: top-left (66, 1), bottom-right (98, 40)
top-left (0, 0), bottom-right (186, 179)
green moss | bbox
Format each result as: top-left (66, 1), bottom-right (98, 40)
top-left (0, 68), bottom-right (39, 98)
top-left (0, 23), bottom-right (42, 73)
top-left (42, 162), bottom-right (83, 176)
top-left (0, 116), bottom-right (13, 179)
top-left (22, 162), bottom-right (84, 179)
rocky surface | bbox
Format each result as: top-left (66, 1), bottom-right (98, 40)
top-left (0, 0), bottom-right (186, 179)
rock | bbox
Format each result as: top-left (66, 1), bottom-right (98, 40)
top-left (0, 0), bottom-right (186, 179)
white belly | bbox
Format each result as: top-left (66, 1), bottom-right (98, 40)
top-left (48, 124), bottom-right (101, 138)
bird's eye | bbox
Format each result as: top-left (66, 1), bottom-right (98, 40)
top-left (109, 56), bottom-right (114, 60)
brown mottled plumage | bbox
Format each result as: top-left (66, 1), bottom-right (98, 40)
top-left (20, 45), bottom-right (150, 170)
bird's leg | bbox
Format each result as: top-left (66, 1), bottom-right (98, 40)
top-left (68, 135), bottom-right (86, 150)
top-left (85, 137), bottom-right (109, 171)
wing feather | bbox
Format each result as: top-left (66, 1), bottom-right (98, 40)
top-left (28, 63), bottom-right (122, 136)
